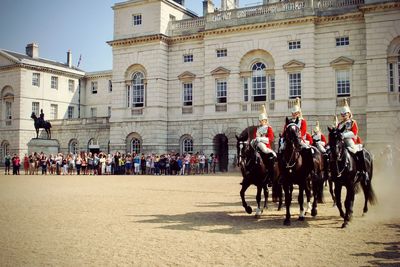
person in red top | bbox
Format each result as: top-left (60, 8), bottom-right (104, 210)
top-left (337, 98), bottom-right (368, 181)
top-left (251, 105), bottom-right (276, 180)
top-left (312, 121), bottom-right (327, 153)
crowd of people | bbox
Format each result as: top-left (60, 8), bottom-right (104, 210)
top-left (3, 151), bottom-right (221, 176)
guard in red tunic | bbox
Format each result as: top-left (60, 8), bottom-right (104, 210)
top-left (251, 105), bottom-right (276, 180)
top-left (337, 99), bottom-right (368, 181)
top-left (312, 121), bottom-right (327, 153)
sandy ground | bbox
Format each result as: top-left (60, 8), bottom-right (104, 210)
top-left (0, 171), bottom-right (399, 267)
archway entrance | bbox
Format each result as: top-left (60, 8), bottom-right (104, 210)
top-left (213, 134), bottom-right (228, 172)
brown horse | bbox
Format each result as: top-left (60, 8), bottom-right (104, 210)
top-left (31, 112), bottom-right (52, 139)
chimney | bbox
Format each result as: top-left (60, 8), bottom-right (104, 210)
top-left (67, 50), bottom-right (72, 68)
top-left (203, 0), bottom-right (215, 16)
top-left (26, 43), bottom-right (39, 58)
top-left (222, 0), bottom-right (238, 10)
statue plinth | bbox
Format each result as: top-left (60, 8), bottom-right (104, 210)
top-left (27, 139), bottom-right (59, 155)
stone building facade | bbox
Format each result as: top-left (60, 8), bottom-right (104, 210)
top-left (1, 0), bottom-right (400, 171)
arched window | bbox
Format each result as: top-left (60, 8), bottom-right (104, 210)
top-left (181, 136), bottom-right (193, 154)
top-left (131, 138), bottom-right (141, 154)
top-left (69, 139), bottom-right (79, 154)
top-left (252, 62), bottom-right (267, 102)
top-left (131, 72), bottom-right (145, 107)
top-left (0, 140), bottom-right (10, 162)
top-left (388, 47), bottom-right (400, 93)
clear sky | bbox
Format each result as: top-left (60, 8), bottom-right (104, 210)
top-left (0, 0), bottom-right (261, 72)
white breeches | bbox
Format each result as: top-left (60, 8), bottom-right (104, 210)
top-left (344, 138), bottom-right (363, 153)
top-left (256, 142), bottom-right (277, 157)
top-left (315, 141), bottom-right (326, 153)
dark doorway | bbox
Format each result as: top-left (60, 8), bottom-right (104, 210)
top-left (213, 134), bottom-right (228, 172)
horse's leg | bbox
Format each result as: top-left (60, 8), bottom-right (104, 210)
top-left (342, 184), bottom-right (355, 228)
top-left (262, 183), bottom-right (269, 211)
top-left (255, 186), bottom-right (263, 218)
top-left (311, 177), bottom-right (320, 217)
top-left (329, 180), bottom-right (336, 207)
top-left (36, 128), bottom-right (39, 139)
top-left (298, 184), bottom-right (305, 221)
top-left (277, 183), bottom-right (283, 211)
top-left (360, 181), bottom-right (369, 215)
top-left (304, 178), bottom-right (312, 216)
top-left (283, 183), bottom-right (293, 226)
top-left (334, 182), bottom-right (345, 219)
top-left (240, 182), bottom-right (252, 214)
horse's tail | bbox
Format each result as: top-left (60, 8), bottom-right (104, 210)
top-left (367, 160), bottom-right (377, 205)
top-left (48, 121), bottom-right (52, 128)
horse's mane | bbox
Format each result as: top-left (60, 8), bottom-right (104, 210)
top-left (237, 126), bottom-right (257, 142)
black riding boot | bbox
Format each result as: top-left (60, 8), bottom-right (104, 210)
top-left (267, 154), bottom-right (276, 186)
top-left (356, 150), bottom-right (369, 185)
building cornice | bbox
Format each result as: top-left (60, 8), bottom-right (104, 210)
top-left (108, 12), bottom-right (367, 47)
top-left (0, 63), bottom-right (85, 79)
top-left (360, 1), bottom-right (400, 13)
top-left (85, 70), bottom-right (113, 79)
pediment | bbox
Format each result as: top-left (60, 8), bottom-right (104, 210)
top-left (211, 66), bottom-right (231, 76)
top-left (178, 71), bottom-right (196, 81)
top-left (0, 51), bottom-right (19, 67)
top-left (282, 60), bottom-right (305, 70)
top-left (330, 56), bottom-right (354, 68)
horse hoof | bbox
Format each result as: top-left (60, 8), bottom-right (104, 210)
top-left (283, 219), bottom-right (291, 226)
top-left (245, 206), bottom-right (252, 214)
top-left (341, 222), bottom-right (348, 228)
top-left (298, 216), bottom-right (305, 221)
top-left (311, 209), bottom-right (317, 217)
top-left (255, 214), bottom-right (261, 219)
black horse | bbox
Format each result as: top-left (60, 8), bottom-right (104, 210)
top-left (278, 118), bottom-right (319, 226)
top-left (31, 112), bottom-right (52, 139)
top-left (236, 126), bottom-right (282, 218)
top-left (328, 127), bottom-right (377, 228)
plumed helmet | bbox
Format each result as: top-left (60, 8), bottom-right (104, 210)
top-left (258, 105), bottom-right (268, 121)
top-left (291, 97), bottom-right (302, 114)
top-left (333, 115), bottom-right (339, 127)
top-left (340, 98), bottom-right (352, 116)
top-left (313, 121), bottom-right (321, 133)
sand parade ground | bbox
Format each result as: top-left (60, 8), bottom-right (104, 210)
top-left (0, 171), bottom-right (399, 266)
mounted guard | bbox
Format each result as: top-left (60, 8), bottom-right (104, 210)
top-left (250, 105), bottom-right (276, 181)
top-left (336, 98), bottom-right (368, 183)
top-left (312, 121), bottom-right (327, 154)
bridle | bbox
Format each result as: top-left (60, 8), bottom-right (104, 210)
top-left (329, 131), bottom-right (347, 176)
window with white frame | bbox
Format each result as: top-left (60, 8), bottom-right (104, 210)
top-left (50, 104), bottom-right (58, 119)
top-left (183, 83), bottom-right (193, 106)
top-left (32, 73), bottom-right (40, 86)
top-left (51, 76), bottom-right (58, 89)
top-left (216, 49), bottom-right (227, 58)
top-left (336, 36), bottom-right (349, 46)
top-left (130, 138), bottom-right (141, 154)
top-left (252, 62), bottom-right (267, 102)
top-left (183, 54), bottom-right (193, 63)
top-left (90, 107), bottom-right (97, 118)
top-left (388, 50), bottom-right (400, 93)
top-left (243, 78), bottom-right (249, 102)
top-left (289, 72), bottom-right (301, 98)
top-left (69, 139), bottom-right (78, 154)
top-left (216, 80), bottom-right (227, 103)
top-left (32, 102), bottom-right (40, 115)
top-left (132, 14), bottom-right (142, 26)
top-left (270, 76), bottom-right (275, 100)
top-left (182, 137), bottom-right (193, 154)
top-left (68, 106), bottom-right (74, 119)
top-left (288, 40), bottom-right (301, 50)
top-left (91, 81), bottom-right (98, 94)
top-left (132, 72), bottom-right (144, 107)
top-left (5, 101), bottom-right (12, 121)
top-left (336, 70), bottom-right (351, 96)
top-left (68, 79), bottom-right (75, 92)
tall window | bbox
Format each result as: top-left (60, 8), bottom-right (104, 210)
top-left (68, 79), bottom-right (75, 92)
top-left (32, 73), bottom-right (40, 86)
top-left (32, 102), bottom-right (40, 115)
top-left (131, 138), bottom-right (141, 154)
top-left (289, 73), bottom-right (301, 98)
top-left (69, 139), bottom-right (78, 154)
top-left (132, 72), bottom-right (144, 107)
top-left (388, 49), bottom-right (400, 92)
top-left (5, 101), bottom-right (12, 121)
top-left (51, 76), bottom-right (58, 89)
top-left (108, 80), bottom-right (112, 92)
top-left (50, 104), bottom-right (58, 119)
top-left (336, 70), bottom-right (351, 96)
top-left (182, 138), bottom-right (193, 154)
top-left (252, 62), bottom-right (266, 102)
top-left (1, 141), bottom-right (10, 161)
top-left (68, 106), bottom-right (74, 119)
top-left (216, 80), bottom-right (227, 103)
top-left (90, 107), bottom-right (97, 118)
top-left (243, 78), bottom-right (249, 102)
top-left (108, 106), bottom-right (111, 117)
top-left (91, 81), bottom-right (98, 94)
top-left (132, 14), bottom-right (142, 26)
top-left (183, 83), bottom-right (193, 106)
top-left (270, 76), bottom-right (275, 100)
